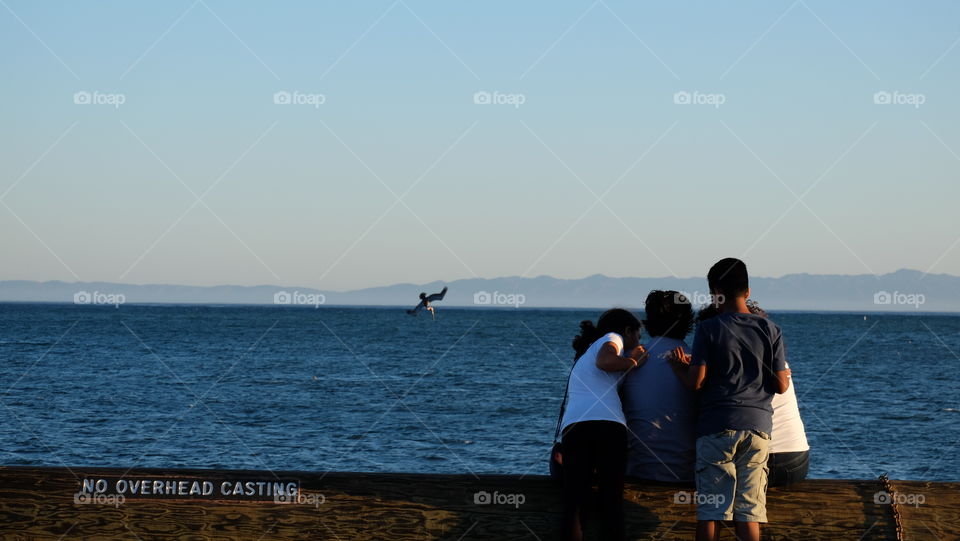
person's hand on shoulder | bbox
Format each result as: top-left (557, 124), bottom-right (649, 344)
top-left (668, 346), bottom-right (691, 368)
top-left (668, 346), bottom-right (706, 390)
top-left (596, 341), bottom-right (643, 372)
top-left (628, 344), bottom-right (648, 367)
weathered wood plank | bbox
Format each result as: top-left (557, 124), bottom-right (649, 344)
top-left (887, 480), bottom-right (960, 541)
top-left (0, 466), bottom-right (954, 540)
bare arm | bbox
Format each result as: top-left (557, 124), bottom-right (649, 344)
top-left (596, 342), bottom-right (648, 372)
top-left (689, 364), bottom-right (708, 391)
top-left (667, 347), bottom-right (693, 389)
top-left (774, 368), bottom-right (791, 394)
top-left (668, 346), bottom-right (708, 391)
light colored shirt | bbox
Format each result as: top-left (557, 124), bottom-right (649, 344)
top-left (771, 363), bottom-right (810, 453)
top-left (560, 333), bottom-right (627, 433)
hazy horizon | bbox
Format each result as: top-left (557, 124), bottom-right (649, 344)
top-left (3, 266), bottom-right (955, 292)
top-left (4, 267), bottom-right (957, 312)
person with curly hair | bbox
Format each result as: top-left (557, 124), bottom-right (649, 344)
top-left (621, 290), bottom-right (697, 483)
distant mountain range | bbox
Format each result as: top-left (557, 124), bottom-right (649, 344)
top-left (1, 269), bottom-right (957, 312)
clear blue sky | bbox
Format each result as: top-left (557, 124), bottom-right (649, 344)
top-left (2, 1), bottom-right (958, 290)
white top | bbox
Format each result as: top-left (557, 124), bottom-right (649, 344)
top-left (559, 333), bottom-right (627, 433)
top-left (770, 363), bottom-right (810, 453)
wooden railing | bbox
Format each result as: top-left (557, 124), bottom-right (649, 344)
top-left (0, 466), bottom-right (956, 539)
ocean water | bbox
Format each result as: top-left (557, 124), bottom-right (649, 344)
top-left (0, 303), bottom-right (956, 481)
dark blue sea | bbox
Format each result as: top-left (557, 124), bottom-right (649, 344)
top-left (0, 304), bottom-right (956, 481)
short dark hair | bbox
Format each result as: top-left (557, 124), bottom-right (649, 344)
top-left (707, 257), bottom-right (749, 298)
top-left (643, 290), bottom-right (694, 340)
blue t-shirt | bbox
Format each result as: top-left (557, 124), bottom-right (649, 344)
top-left (621, 336), bottom-right (697, 482)
top-left (690, 312), bottom-right (787, 437)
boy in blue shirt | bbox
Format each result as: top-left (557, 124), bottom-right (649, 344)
top-left (670, 258), bottom-right (791, 541)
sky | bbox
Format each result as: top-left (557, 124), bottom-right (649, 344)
top-left (1, 1), bottom-right (959, 291)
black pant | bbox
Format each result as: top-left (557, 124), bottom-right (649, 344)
top-left (561, 421), bottom-right (627, 541)
top-left (768, 450), bottom-right (809, 487)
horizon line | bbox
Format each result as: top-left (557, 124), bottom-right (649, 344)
top-left (0, 266), bottom-right (947, 294)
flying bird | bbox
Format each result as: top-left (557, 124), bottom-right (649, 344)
top-left (407, 286), bottom-right (448, 319)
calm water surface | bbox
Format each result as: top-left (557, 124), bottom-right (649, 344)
top-left (0, 304), bottom-right (956, 481)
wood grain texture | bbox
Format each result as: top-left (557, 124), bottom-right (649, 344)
top-left (887, 480), bottom-right (960, 541)
top-left (0, 466), bottom-right (955, 540)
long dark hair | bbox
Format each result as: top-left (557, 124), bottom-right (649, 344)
top-left (571, 308), bottom-right (641, 360)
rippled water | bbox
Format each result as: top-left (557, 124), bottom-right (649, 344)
top-left (0, 304), bottom-right (956, 481)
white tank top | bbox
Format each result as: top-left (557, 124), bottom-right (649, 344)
top-left (559, 333), bottom-right (627, 433)
top-left (771, 365), bottom-right (810, 453)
